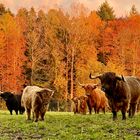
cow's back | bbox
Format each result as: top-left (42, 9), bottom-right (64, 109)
top-left (99, 90), bottom-right (108, 108)
top-left (90, 88), bottom-right (102, 108)
top-left (22, 86), bottom-right (42, 109)
top-left (126, 76), bottom-right (140, 103)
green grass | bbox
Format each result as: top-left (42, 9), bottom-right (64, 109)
top-left (0, 110), bottom-right (140, 140)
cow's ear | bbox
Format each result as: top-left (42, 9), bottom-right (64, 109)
top-left (10, 93), bottom-right (14, 97)
top-left (8, 93), bottom-right (14, 97)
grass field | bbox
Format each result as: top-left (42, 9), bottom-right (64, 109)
top-left (0, 110), bottom-right (140, 140)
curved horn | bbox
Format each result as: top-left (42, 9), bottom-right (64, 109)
top-left (77, 81), bottom-right (84, 86)
top-left (121, 75), bottom-right (125, 81)
top-left (89, 73), bottom-right (102, 79)
top-left (92, 83), bottom-right (100, 87)
top-left (91, 83), bottom-right (100, 89)
top-left (116, 75), bottom-right (125, 81)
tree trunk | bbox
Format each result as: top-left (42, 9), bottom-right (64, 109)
top-left (70, 45), bottom-right (74, 111)
top-left (132, 43), bottom-right (137, 76)
top-left (65, 44), bottom-right (69, 111)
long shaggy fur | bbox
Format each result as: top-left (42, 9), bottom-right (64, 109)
top-left (21, 86), bottom-right (54, 122)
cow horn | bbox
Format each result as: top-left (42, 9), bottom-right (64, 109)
top-left (92, 84), bottom-right (99, 87)
top-left (91, 84), bottom-right (99, 89)
top-left (89, 73), bottom-right (102, 79)
top-left (121, 75), bottom-right (125, 81)
top-left (116, 75), bottom-right (125, 81)
top-left (77, 81), bottom-right (84, 86)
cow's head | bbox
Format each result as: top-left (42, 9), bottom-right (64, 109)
top-left (89, 72), bottom-right (125, 94)
top-left (0, 92), bottom-right (14, 101)
top-left (79, 95), bottom-right (88, 109)
top-left (36, 88), bottom-right (54, 105)
top-left (78, 82), bottom-right (98, 96)
top-left (72, 97), bottom-right (80, 114)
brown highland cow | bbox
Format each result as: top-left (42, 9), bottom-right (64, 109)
top-left (78, 95), bottom-right (88, 115)
top-left (72, 97), bottom-right (80, 114)
top-left (90, 72), bottom-right (140, 120)
top-left (80, 84), bottom-right (108, 114)
top-left (72, 96), bottom-right (88, 114)
top-left (21, 86), bottom-right (54, 122)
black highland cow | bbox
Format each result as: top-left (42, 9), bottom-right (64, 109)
top-left (0, 92), bottom-right (25, 115)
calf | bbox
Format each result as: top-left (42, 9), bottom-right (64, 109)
top-left (78, 95), bottom-right (88, 115)
top-left (72, 96), bottom-right (88, 115)
top-left (72, 97), bottom-right (80, 114)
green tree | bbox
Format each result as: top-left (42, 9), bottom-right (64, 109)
top-left (97, 1), bottom-right (115, 21)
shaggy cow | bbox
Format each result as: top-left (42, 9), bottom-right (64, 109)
top-left (0, 92), bottom-right (25, 115)
top-left (21, 86), bottom-right (54, 122)
top-left (79, 83), bottom-right (108, 114)
top-left (78, 95), bottom-right (88, 115)
top-left (72, 96), bottom-right (88, 114)
top-left (72, 97), bottom-right (80, 114)
top-left (89, 72), bottom-right (140, 120)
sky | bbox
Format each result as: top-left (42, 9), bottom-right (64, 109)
top-left (0, 0), bottom-right (140, 17)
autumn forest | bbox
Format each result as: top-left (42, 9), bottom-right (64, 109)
top-left (0, 1), bottom-right (140, 110)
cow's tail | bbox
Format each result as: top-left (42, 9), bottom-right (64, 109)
top-left (21, 87), bottom-right (28, 107)
top-left (21, 96), bottom-right (24, 107)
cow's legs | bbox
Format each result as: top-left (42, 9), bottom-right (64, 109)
top-left (94, 107), bottom-right (97, 114)
top-left (9, 110), bottom-right (12, 115)
top-left (112, 111), bottom-right (117, 120)
top-left (89, 107), bottom-right (92, 114)
top-left (40, 112), bottom-right (45, 121)
top-left (32, 111), bottom-right (35, 120)
top-left (15, 110), bottom-right (18, 115)
top-left (75, 106), bottom-right (79, 114)
top-left (131, 103), bottom-right (137, 117)
top-left (102, 108), bottom-right (105, 114)
top-left (121, 110), bottom-right (126, 120)
top-left (26, 109), bottom-right (31, 120)
top-left (121, 103), bottom-right (128, 120)
top-left (34, 110), bottom-right (39, 122)
top-left (87, 100), bottom-right (92, 114)
top-left (128, 103), bottom-right (137, 118)
top-left (97, 108), bottom-right (100, 114)
top-left (128, 106), bottom-right (132, 118)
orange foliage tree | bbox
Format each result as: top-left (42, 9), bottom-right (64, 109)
top-left (1, 2), bottom-right (140, 111)
top-left (0, 13), bottom-right (25, 92)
